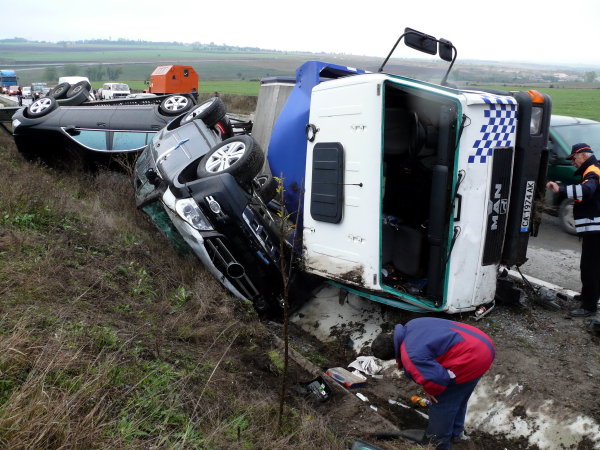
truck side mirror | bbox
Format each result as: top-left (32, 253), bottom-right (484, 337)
top-left (439, 39), bottom-right (453, 62)
top-left (404, 27), bottom-right (437, 55)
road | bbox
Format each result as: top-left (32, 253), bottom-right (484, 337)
top-left (521, 212), bottom-right (580, 292)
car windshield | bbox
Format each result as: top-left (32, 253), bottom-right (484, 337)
top-left (114, 84), bottom-right (129, 90)
top-left (552, 123), bottom-right (600, 156)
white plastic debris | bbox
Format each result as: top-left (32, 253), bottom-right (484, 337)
top-left (388, 398), bottom-right (410, 409)
top-left (356, 393), bottom-right (369, 402)
top-left (370, 405), bottom-right (378, 411)
top-left (350, 369), bottom-right (367, 380)
top-left (348, 356), bottom-right (383, 375)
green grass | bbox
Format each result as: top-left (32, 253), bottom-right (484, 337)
top-left (471, 85), bottom-right (600, 121)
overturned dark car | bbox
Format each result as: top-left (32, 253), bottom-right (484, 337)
top-left (11, 92), bottom-right (201, 168)
top-left (133, 97), bottom-right (305, 313)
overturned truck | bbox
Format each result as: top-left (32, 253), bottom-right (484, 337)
top-left (134, 28), bottom-right (551, 314)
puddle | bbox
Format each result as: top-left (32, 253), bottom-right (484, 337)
top-left (469, 376), bottom-right (600, 448)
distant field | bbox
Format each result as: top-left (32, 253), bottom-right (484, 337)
top-left (470, 85), bottom-right (600, 122)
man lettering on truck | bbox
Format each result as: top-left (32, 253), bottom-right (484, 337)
top-left (547, 143), bottom-right (600, 318)
top-left (371, 318), bottom-right (495, 450)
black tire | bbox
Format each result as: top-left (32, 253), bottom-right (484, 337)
top-left (181, 97), bottom-right (226, 127)
top-left (66, 81), bottom-right (92, 97)
top-left (197, 135), bottom-right (264, 185)
top-left (255, 173), bottom-right (278, 203)
top-left (213, 115), bottom-right (234, 140)
top-left (56, 88), bottom-right (90, 106)
top-left (25, 97), bottom-right (58, 118)
top-left (559, 198), bottom-right (577, 235)
top-left (47, 82), bottom-right (71, 99)
top-left (159, 95), bottom-right (193, 116)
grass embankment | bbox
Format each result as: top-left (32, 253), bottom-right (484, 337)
top-left (0, 134), bottom-right (341, 449)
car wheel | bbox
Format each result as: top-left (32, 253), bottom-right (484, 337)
top-left (56, 87), bottom-right (90, 106)
top-left (197, 135), bottom-right (264, 185)
top-left (47, 82), bottom-right (71, 99)
top-left (181, 97), bottom-right (226, 127)
top-left (255, 173), bottom-right (278, 203)
top-left (25, 97), bottom-right (58, 118)
top-left (159, 95), bottom-right (192, 116)
top-left (559, 198), bottom-right (577, 235)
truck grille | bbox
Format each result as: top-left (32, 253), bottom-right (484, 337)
top-left (482, 146), bottom-right (514, 265)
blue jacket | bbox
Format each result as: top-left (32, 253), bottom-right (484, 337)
top-left (393, 318), bottom-right (495, 396)
top-left (559, 155), bottom-right (600, 234)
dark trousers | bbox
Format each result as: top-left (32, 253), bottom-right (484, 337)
top-left (580, 233), bottom-right (600, 312)
top-left (426, 377), bottom-right (481, 450)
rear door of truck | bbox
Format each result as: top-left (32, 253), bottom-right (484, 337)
top-left (302, 75), bottom-right (384, 290)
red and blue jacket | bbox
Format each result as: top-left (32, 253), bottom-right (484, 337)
top-left (393, 318), bottom-right (495, 396)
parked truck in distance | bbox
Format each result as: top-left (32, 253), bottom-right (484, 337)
top-left (147, 65), bottom-right (198, 95)
top-left (0, 69), bottom-right (18, 94)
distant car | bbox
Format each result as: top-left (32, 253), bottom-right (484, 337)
top-left (21, 86), bottom-right (32, 99)
top-left (101, 82), bottom-right (131, 100)
top-left (11, 93), bottom-right (197, 168)
top-left (31, 82), bottom-right (48, 99)
top-left (546, 115), bottom-right (600, 234)
top-left (8, 85), bottom-right (20, 95)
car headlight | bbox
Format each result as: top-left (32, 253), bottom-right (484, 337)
top-left (530, 106), bottom-right (543, 135)
top-left (12, 119), bottom-right (21, 128)
top-left (175, 198), bottom-right (213, 231)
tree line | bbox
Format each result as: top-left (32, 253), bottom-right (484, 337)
top-left (43, 64), bottom-right (124, 82)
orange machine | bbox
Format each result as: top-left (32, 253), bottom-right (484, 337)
top-left (148, 65), bottom-right (199, 94)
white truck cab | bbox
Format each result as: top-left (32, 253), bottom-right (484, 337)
top-left (264, 28), bottom-right (551, 314)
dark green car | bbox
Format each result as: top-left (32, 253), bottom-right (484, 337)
top-left (547, 115), bottom-right (600, 234)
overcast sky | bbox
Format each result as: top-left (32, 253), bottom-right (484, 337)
top-left (3, 0), bottom-right (600, 68)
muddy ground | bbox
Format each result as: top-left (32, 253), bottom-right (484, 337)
top-left (283, 283), bottom-right (600, 449)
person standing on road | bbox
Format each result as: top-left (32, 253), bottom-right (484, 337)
top-left (547, 142), bottom-right (600, 318)
top-left (371, 317), bottom-right (495, 450)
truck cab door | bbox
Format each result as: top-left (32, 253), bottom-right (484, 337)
top-left (302, 78), bottom-right (384, 290)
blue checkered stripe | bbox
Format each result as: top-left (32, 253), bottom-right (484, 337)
top-left (468, 95), bottom-right (517, 164)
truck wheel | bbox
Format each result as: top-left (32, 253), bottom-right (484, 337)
top-left (255, 173), bottom-right (278, 203)
top-left (66, 81), bottom-right (92, 97)
top-left (197, 135), bottom-right (264, 185)
top-left (559, 198), bottom-right (577, 235)
top-left (47, 82), bottom-right (71, 99)
top-left (181, 97), bottom-right (226, 127)
top-left (56, 88), bottom-right (90, 106)
top-left (159, 95), bottom-right (192, 116)
top-left (25, 97), bottom-right (58, 118)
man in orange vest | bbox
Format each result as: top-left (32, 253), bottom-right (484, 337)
top-left (547, 143), bottom-right (600, 317)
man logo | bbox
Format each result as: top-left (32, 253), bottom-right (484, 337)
top-left (490, 183), bottom-right (508, 231)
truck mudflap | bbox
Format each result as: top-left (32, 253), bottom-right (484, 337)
top-left (501, 90), bottom-right (552, 267)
